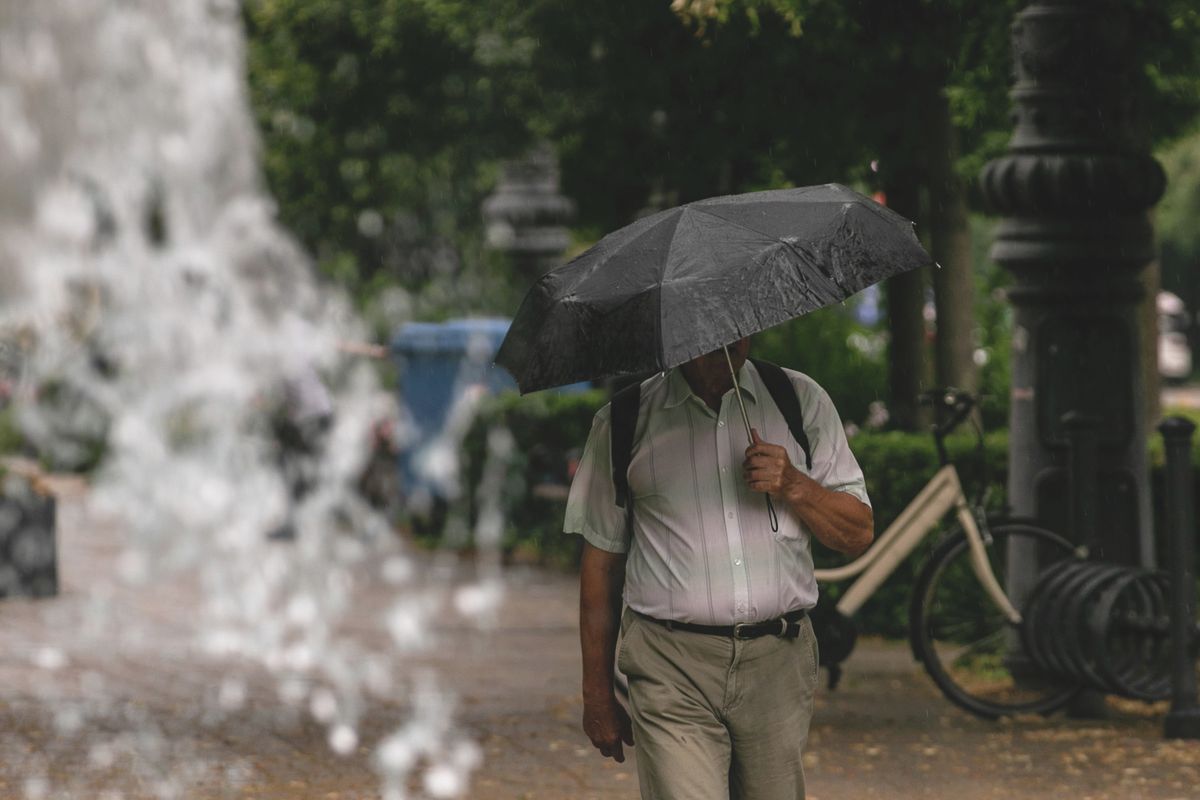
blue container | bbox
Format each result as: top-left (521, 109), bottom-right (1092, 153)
top-left (391, 318), bottom-right (516, 502)
top-left (392, 317), bottom-right (590, 506)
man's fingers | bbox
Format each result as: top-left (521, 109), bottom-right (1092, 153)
top-left (750, 427), bottom-right (762, 444)
top-left (744, 465), bottom-right (780, 481)
top-left (612, 742), bottom-right (625, 763)
top-left (745, 443), bottom-right (785, 461)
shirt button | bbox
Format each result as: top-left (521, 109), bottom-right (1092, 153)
top-left (734, 559), bottom-right (742, 566)
top-left (727, 512), bottom-right (734, 519)
top-left (721, 466), bottom-right (728, 474)
top-left (718, 420), bottom-right (726, 427)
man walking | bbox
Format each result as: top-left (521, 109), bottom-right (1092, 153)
top-left (565, 337), bottom-right (873, 799)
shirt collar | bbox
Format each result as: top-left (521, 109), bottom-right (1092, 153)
top-left (663, 359), bottom-right (759, 409)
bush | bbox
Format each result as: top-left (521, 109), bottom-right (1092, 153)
top-left (751, 308), bottom-right (887, 428)
top-left (453, 389), bottom-right (1200, 642)
top-left (0, 407), bottom-right (21, 456)
top-left (460, 389), bottom-right (606, 567)
top-left (460, 389), bottom-right (1011, 633)
top-left (824, 429), bottom-right (1009, 638)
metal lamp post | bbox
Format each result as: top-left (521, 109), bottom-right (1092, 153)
top-left (979, 1), bottom-right (1166, 566)
top-left (481, 141), bottom-right (575, 286)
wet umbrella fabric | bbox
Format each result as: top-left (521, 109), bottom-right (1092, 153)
top-left (495, 183), bottom-right (931, 394)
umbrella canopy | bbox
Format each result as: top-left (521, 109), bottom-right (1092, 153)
top-left (496, 183), bottom-right (931, 394)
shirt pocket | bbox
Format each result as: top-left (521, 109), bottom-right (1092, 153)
top-left (771, 506), bottom-right (806, 544)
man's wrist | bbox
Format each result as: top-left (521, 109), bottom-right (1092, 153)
top-left (583, 686), bottom-right (617, 707)
top-left (783, 468), bottom-right (815, 508)
top-left (583, 676), bottom-right (616, 701)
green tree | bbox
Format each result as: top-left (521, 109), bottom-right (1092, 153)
top-left (244, 0), bottom-right (535, 317)
top-left (674, 0), bottom-right (1200, 426)
top-left (481, 0), bottom-right (876, 232)
top-left (244, 0), bottom-right (1200, 420)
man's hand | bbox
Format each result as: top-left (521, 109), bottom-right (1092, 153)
top-left (743, 428), bottom-right (804, 501)
top-left (742, 428), bottom-right (875, 556)
top-left (579, 543), bottom-right (631, 762)
top-left (582, 694), bottom-right (635, 762)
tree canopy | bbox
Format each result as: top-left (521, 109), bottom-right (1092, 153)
top-left (244, 0), bottom-right (1200, 421)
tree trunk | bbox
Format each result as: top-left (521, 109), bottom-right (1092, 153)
top-left (928, 92), bottom-right (978, 392)
top-left (882, 179), bottom-right (931, 431)
top-left (1140, 252), bottom-right (1161, 428)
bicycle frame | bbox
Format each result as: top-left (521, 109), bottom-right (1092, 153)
top-left (813, 464), bottom-right (1021, 624)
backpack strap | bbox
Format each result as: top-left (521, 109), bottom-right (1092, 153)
top-left (610, 380), bottom-right (642, 510)
top-left (748, 357), bottom-right (813, 470)
top-left (609, 361), bottom-right (812, 514)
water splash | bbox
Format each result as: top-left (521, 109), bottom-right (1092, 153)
top-left (0, 0), bottom-right (486, 796)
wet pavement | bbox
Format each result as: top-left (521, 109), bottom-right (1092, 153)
top-left (1, 491), bottom-right (1198, 799)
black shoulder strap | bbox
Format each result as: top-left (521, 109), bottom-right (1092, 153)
top-left (749, 357), bottom-right (813, 470)
top-left (610, 381), bottom-right (642, 509)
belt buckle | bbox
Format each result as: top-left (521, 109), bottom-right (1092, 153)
top-left (733, 623), bottom-right (753, 640)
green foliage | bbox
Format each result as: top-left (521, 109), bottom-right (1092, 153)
top-left (751, 307), bottom-right (887, 427)
top-left (826, 429), bottom-right (1009, 638)
top-left (245, 0), bottom-right (1200, 329)
top-left (491, 0), bottom-right (874, 234)
top-left (459, 389), bottom-right (607, 566)
top-left (0, 407), bottom-right (21, 456)
top-left (1157, 128), bottom-right (1200, 329)
top-left (243, 0), bottom-right (531, 313)
top-left (1147, 407), bottom-right (1200, 469)
top-left (457, 386), bottom-right (1012, 636)
top-left (686, 0), bottom-right (1200, 181)
top-left (970, 214), bottom-right (1013, 430)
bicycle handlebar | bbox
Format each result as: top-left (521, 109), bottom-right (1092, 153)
top-left (919, 388), bottom-right (977, 437)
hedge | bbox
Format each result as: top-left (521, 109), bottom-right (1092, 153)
top-left (457, 391), bottom-right (1200, 638)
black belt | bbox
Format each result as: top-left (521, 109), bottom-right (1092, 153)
top-left (634, 608), bottom-right (807, 640)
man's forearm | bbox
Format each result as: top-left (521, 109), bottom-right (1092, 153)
top-left (579, 543), bottom-right (627, 701)
top-left (743, 429), bottom-right (874, 557)
top-left (783, 474), bottom-right (874, 556)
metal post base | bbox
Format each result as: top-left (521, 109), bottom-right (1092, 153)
top-left (1066, 689), bottom-right (1108, 720)
top-left (1164, 709), bottom-right (1200, 740)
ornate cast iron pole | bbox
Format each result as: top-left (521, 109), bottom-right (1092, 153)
top-left (980, 1), bottom-right (1166, 570)
top-left (481, 142), bottom-right (574, 286)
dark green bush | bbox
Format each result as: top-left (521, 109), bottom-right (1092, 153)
top-left (0, 407), bottom-right (21, 456)
top-left (823, 429), bottom-right (1009, 638)
top-left (460, 389), bottom-right (606, 567)
top-left (461, 390), bottom-right (1011, 632)
top-left (751, 309), bottom-right (887, 428)
top-left (458, 391), bottom-right (1200, 639)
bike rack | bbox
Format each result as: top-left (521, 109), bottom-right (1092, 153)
top-left (1022, 559), bottom-right (1172, 700)
top-left (1018, 415), bottom-right (1200, 718)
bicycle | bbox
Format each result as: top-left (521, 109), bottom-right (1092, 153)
top-left (811, 388), bottom-right (1084, 719)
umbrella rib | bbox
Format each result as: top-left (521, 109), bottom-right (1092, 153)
top-left (516, 212), bottom-right (683, 387)
top-left (686, 205), bottom-right (846, 297)
top-left (688, 204), bottom-right (837, 243)
top-left (573, 211), bottom-right (683, 290)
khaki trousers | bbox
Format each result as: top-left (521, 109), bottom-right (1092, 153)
top-left (618, 609), bottom-right (819, 800)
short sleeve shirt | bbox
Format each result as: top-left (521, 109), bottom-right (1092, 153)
top-left (564, 361), bottom-right (870, 625)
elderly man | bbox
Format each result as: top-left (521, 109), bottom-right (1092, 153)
top-left (564, 337), bottom-right (873, 800)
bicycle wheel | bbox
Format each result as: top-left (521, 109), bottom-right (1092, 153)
top-left (910, 520), bottom-right (1081, 719)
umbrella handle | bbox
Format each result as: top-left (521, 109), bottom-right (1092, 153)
top-left (723, 346), bottom-right (781, 533)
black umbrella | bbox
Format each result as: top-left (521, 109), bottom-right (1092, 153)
top-left (496, 183), bottom-right (931, 398)
top-left (496, 183), bottom-right (930, 530)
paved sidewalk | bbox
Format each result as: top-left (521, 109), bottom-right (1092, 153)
top-left (440, 571), bottom-right (1200, 800)
top-left (0, 495), bottom-right (1197, 799)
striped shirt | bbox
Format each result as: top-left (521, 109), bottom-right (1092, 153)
top-left (564, 360), bottom-right (870, 625)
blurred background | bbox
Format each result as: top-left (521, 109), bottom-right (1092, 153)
top-left (0, 1), bottom-right (1199, 797)
top-left (233, 0), bottom-right (1199, 583)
